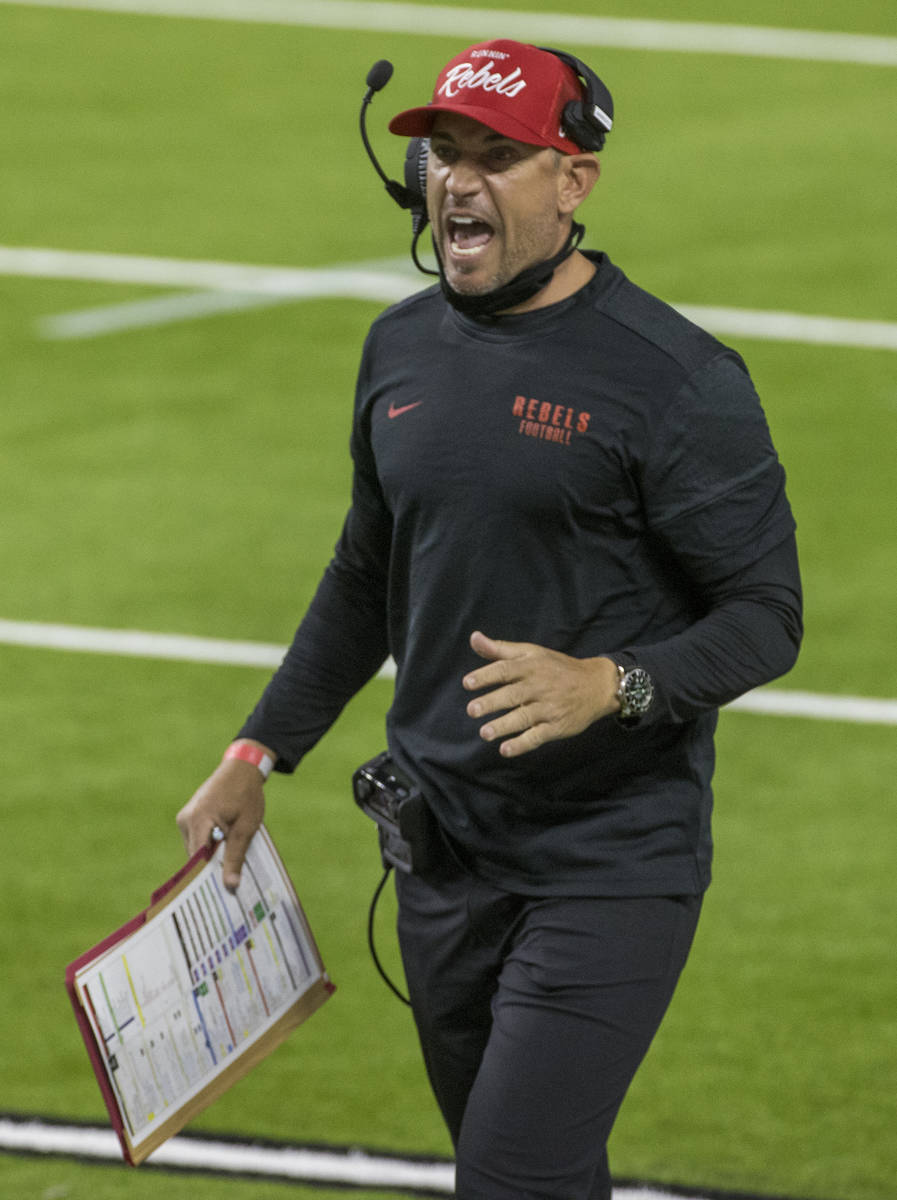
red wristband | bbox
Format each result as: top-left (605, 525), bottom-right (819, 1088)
top-left (223, 740), bottom-right (274, 780)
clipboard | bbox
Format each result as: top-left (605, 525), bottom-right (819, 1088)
top-left (65, 825), bottom-right (334, 1165)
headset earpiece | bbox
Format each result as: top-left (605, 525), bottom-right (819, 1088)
top-left (538, 47), bottom-right (614, 153)
top-left (403, 137), bottom-right (429, 236)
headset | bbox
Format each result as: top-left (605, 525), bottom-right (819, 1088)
top-left (543, 48), bottom-right (614, 154)
top-left (359, 48), bottom-right (613, 275)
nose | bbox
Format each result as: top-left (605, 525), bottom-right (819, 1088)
top-left (444, 155), bottom-right (484, 200)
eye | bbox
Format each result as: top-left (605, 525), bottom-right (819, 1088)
top-left (431, 142), bottom-right (460, 166)
top-left (484, 145), bottom-right (519, 168)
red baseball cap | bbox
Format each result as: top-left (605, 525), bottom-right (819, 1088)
top-left (388, 40), bottom-right (590, 154)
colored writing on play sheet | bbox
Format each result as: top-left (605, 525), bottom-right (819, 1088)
top-left (78, 836), bottom-right (316, 1140)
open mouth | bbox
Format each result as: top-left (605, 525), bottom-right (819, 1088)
top-left (448, 216), bottom-right (494, 257)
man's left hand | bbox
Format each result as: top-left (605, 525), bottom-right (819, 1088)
top-left (463, 630), bottom-right (620, 758)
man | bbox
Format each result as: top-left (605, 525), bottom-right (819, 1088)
top-left (178, 40), bottom-right (802, 1199)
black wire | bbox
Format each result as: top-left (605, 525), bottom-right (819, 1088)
top-left (411, 227), bottom-right (439, 277)
top-left (359, 95), bottom-right (392, 190)
top-left (367, 865), bottom-right (411, 1006)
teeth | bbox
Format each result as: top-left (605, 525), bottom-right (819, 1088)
top-left (448, 215), bottom-right (492, 256)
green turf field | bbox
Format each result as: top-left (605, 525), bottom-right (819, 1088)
top-left (2, 2), bottom-right (896, 1198)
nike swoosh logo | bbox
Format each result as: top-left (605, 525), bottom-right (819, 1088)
top-left (388, 401), bottom-right (423, 419)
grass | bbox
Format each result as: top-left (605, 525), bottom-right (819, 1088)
top-left (610, 715), bottom-right (897, 1198)
top-left (0, 1154), bottom-right (423, 1200)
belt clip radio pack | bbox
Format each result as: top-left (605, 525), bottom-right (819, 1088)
top-left (352, 751), bottom-right (439, 876)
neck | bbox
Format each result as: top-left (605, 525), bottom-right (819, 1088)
top-left (499, 249), bottom-right (596, 315)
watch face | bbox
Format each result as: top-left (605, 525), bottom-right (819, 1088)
top-left (622, 667), bottom-right (654, 717)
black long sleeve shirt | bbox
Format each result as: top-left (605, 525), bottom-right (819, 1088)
top-left (241, 253), bottom-right (802, 897)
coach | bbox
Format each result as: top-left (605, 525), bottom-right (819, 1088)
top-left (178, 39), bottom-right (802, 1199)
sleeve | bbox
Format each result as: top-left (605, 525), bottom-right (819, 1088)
top-left (616, 533), bottom-right (803, 724)
top-left (615, 351), bottom-right (803, 724)
top-left (237, 335), bottom-right (393, 770)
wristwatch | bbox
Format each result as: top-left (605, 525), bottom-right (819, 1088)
top-left (614, 663), bottom-right (655, 724)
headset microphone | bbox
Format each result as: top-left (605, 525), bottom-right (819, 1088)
top-left (361, 61), bottom-right (408, 206)
top-left (364, 58), bottom-right (393, 98)
top-left (359, 61), bottom-right (435, 275)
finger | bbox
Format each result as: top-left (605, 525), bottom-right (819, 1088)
top-left (465, 632), bottom-right (543, 692)
top-left (468, 630), bottom-right (532, 664)
top-left (466, 683), bottom-right (524, 719)
top-left (176, 805), bottom-right (213, 857)
top-left (477, 704), bottom-right (536, 744)
top-left (496, 724), bottom-right (548, 758)
top-left (468, 629), bottom-right (501, 661)
top-left (463, 643), bottom-right (528, 694)
top-left (175, 811), bottom-right (193, 855)
top-left (220, 814), bottom-right (260, 893)
top-left (463, 660), bottom-right (511, 693)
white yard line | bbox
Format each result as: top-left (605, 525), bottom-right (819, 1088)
top-left (37, 282), bottom-right (417, 339)
top-left (3, 618), bottom-right (896, 726)
top-left (0, 618), bottom-right (290, 669)
top-left (3, 0), bottom-right (897, 67)
top-left (40, 289), bottom-right (309, 339)
top-left (4, 245), bottom-right (897, 350)
top-left (0, 1116), bottom-right (457, 1193)
top-left (2, 245), bottom-right (420, 338)
top-left (0, 245), bottom-right (416, 296)
top-left (727, 688), bottom-right (897, 725)
top-left (0, 1113), bottom-right (724, 1199)
top-left (673, 305), bottom-right (897, 353)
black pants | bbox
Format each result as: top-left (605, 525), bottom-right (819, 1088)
top-left (395, 863), bottom-right (702, 1200)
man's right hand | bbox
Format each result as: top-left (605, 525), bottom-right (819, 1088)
top-left (176, 748), bottom-right (270, 892)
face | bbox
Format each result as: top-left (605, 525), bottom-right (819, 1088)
top-left (426, 113), bottom-right (571, 297)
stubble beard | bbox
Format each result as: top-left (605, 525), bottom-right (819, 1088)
top-left (443, 213), bottom-right (565, 297)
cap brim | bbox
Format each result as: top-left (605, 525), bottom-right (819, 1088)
top-left (388, 102), bottom-right (578, 154)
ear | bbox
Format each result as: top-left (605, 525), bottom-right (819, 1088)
top-left (557, 153), bottom-right (600, 215)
